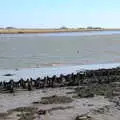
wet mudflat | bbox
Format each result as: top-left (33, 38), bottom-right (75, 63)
top-left (0, 67), bottom-right (120, 120)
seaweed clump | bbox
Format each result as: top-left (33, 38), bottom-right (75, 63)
top-left (40, 95), bottom-right (73, 104)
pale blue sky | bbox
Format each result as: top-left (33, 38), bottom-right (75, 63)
top-left (0, 0), bottom-right (120, 28)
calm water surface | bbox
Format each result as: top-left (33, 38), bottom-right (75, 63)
top-left (1, 31), bottom-right (120, 69)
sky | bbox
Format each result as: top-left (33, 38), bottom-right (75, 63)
top-left (0, 0), bottom-right (120, 28)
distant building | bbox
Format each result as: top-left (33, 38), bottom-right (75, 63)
top-left (60, 26), bottom-right (68, 29)
top-left (87, 26), bottom-right (102, 29)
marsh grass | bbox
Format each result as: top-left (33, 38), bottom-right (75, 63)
top-left (40, 95), bottom-right (73, 104)
top-left (8, 107), bottom-right (37, 120)
top-left (73, 83), bottom-right (114, 98)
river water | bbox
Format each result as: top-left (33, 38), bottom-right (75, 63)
top-left (1, 31), bottom-right (120, 81)
top-left (1, 31), bottom-right (120, 69)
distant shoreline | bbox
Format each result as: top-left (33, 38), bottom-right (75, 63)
top-left (0, 28), bottom-right (120, 34)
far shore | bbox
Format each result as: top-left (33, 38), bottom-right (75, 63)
top-left (0, 28), bottom-right (120, 34)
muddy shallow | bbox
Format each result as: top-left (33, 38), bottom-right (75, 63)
top-left (1, 32), bottom-right (120, 69)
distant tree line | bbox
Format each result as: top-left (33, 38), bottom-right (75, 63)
top-left (87, 26), bottom-right (102, 29)
top-left (0, 27), bottom-right (16, 29)
top-left (59, 26), bottom-right (102, 30)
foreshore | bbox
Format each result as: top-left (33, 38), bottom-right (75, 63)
top-left (0, 63), bottom-right (120, 92)
top-left (1, 65), bottom-right (120, 120)
top-left (0, 28), bottom-right (120, 34)
top-left (0, 63), bottom-right (120, 82)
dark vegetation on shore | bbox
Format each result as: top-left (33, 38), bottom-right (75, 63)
top-left (34, 95), bottom-right (73, 104)
top-left (0, 107), bottom-right (38, 120)
top-left (1, 67), bottom-right (120, 95)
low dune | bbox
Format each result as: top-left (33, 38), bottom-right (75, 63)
top-left (0, 28), bottom-right (104, 34)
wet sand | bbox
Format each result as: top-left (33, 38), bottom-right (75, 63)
top-left (0, 86), bottom-right (120, 120)
top-left (0, 87), bottom-right (113, 120)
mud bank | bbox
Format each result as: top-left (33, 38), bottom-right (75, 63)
top-left (1, 64), bottom-right (120, 119)
top-left (0, 63), bottom-right (120, 93)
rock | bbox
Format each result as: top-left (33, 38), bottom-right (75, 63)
top-left (75, 114), bottom-right (93, 120)
top-left (37, 110), bottom-right (46, 115)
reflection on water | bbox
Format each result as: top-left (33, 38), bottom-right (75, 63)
top-left (0, 31), bottom-right (120, 69)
